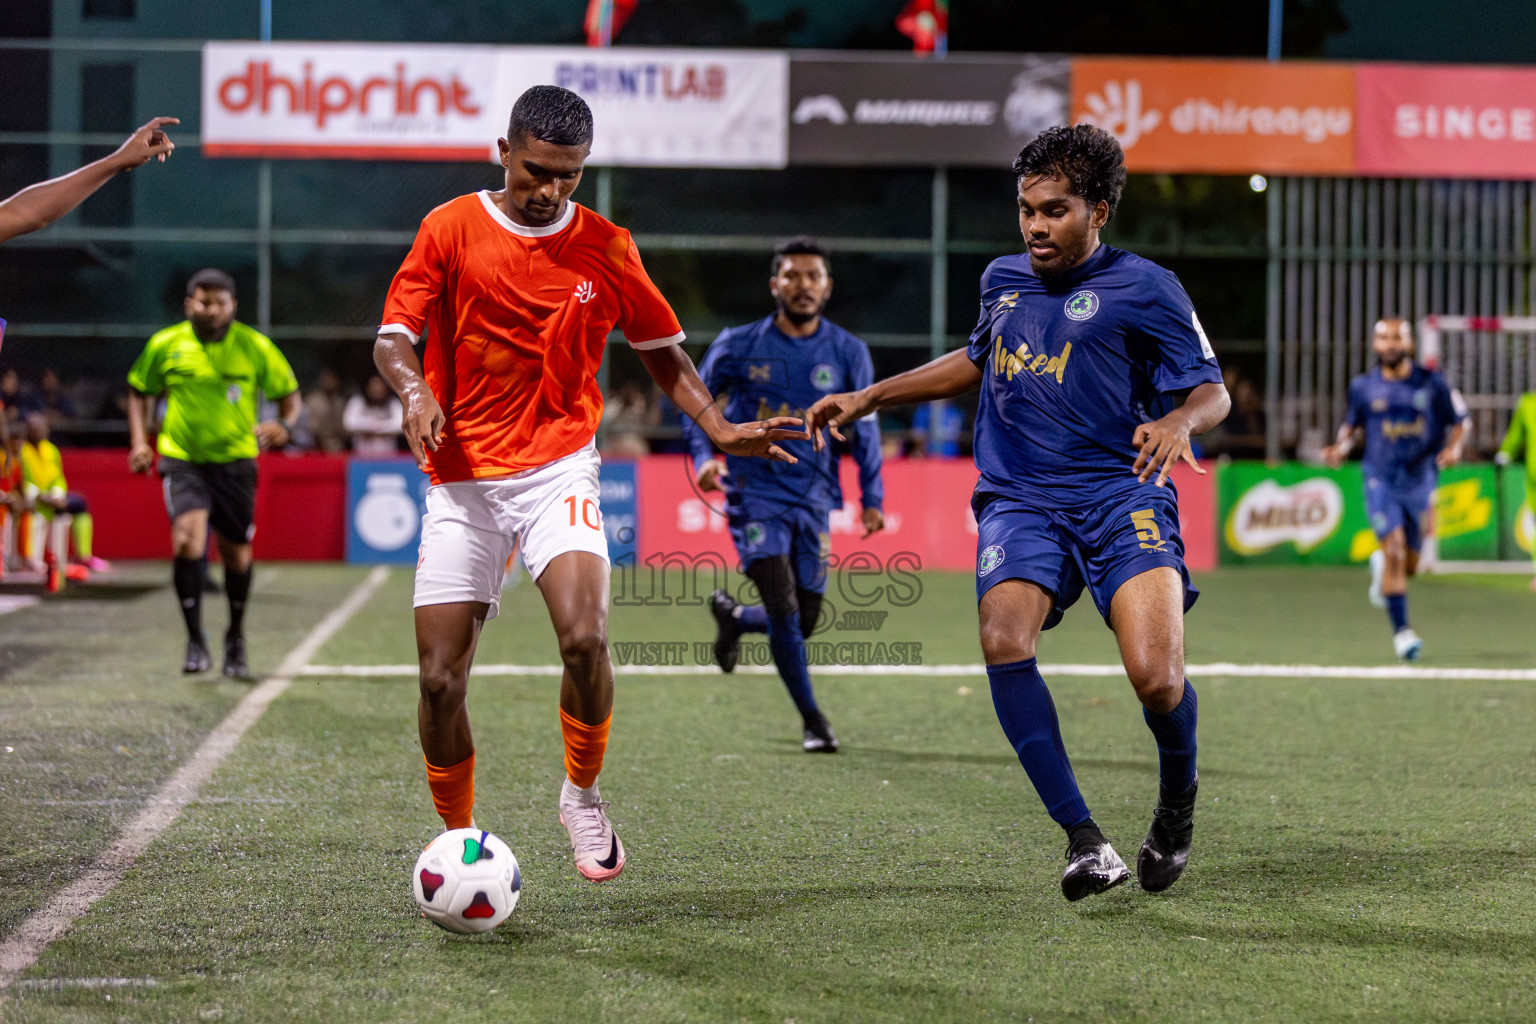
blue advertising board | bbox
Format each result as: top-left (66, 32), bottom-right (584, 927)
top-left (345, 456), bottom-right (640, 565)
top-left (346, 458), bottom-right (430, 564)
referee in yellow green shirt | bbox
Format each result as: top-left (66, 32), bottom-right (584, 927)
top-left (1496, 390), bottom-right (1536, 591)
top-left (127, 269), bottom-right (301, 677)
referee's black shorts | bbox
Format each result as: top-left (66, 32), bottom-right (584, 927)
top-left (158, 456), bottom-right (258, 543)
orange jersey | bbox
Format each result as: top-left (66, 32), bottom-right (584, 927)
top-left (380, 192), bottom-right (683, 484)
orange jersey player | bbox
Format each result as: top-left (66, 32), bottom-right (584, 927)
top-left (375, 85), bottom-right (803, 885)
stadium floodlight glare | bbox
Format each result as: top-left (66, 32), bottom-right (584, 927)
top-left (1249, 174), bottom-right (1268, 192)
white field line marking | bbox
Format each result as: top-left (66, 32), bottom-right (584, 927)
top-left (12, 976), bottom-right (160, 991)
top-left (0, 566), bottom-right (389, 996)
top-left (300, 660), bottom-right (1536, 682)
top-left (0, 595), bottom-right (40, 615)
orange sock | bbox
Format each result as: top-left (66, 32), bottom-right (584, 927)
top-left (560, 709), bottom-right (611, 789)
top-left (423, 752), bottom-right (475, 830)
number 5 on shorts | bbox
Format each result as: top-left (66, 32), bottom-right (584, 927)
top-left (565, 495), bottom-right (601, 531)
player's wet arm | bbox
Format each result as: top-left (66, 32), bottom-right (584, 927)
top-left (807, 348), bottom-right (981, 451)
top-left (637, 343), bottom-right (805, 463)
top-left (374, 331), bottom-right (444, 472)
top-left (1132, 380), bottom-right (1231, 486)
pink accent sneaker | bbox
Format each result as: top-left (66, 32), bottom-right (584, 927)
top-left (84, 556), bottom-right (112, 572)
top-left (558, 779), bottom-right (626, 883)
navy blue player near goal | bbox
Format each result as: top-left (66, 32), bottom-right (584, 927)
top-left (806, 125), bottom-right (1230, 901)
top-left (1322, 318), bottom-right (1466, 662)
top-left (684, 237), bottom-right (886, 753)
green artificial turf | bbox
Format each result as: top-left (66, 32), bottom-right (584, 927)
top-left (3, 565), bottom-right (1534, 1022)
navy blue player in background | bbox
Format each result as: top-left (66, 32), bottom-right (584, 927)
top-left (1322, 318), bottom-right (1465, 661)
top-left (685, 237), bottom-right (885, 753)
top-left (806, 126), bottom-right (1230, 901)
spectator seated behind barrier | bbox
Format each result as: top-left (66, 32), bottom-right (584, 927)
top-left (0, 369), bottom-right (24, 427)
top-left (600, 379), bottom-right (651, 459)
top-left (909, 399), bottom-right (965, 458)
top-left (0, 430), bottom-right (27, 568)
top-left (1201, 367), bottom-right (1267, 460)
top-left (344, 374), bottom-right (404, 457)
top-left (20, 413), bottom-right (107, 574)
top-left (21, 368), bottom-right (78, 430)
top-left (305, 368), bottom-right (350, 453)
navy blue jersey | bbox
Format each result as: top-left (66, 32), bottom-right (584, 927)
top-left (965, 244), bottom-right (1224, 508)
top-left (685, 315), bottom-right (883, 517)
top-left (1344, 364), bottom-right (1461, 492)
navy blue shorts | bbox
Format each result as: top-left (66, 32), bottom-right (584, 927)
top-left (730, 506), bottom-right (831, 594)
top-left (973, 488), bottom-right (1198, 630)
top-left (1364, 476), bottom-right (1434, 552)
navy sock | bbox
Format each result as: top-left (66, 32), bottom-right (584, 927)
top-left (766, 612), bottom-right (818, 718)
top-left (986, 658), bottom-right (1091, 828)
top-left (1142, 679), bottom-right (1198, 794)
top-left (1386, 594), bottom-right (1409, 632)
top-left (736, 604), bottom-right (768, 632)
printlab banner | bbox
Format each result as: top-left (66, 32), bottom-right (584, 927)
top-left (1218, 462), bottom-right (1507, 565)
top-left (202, 42), bottom-right (501, 160)
top-left (789, 54), bottom-right (1068, 167)
top-left (496, 47), bottom-right (788, 168)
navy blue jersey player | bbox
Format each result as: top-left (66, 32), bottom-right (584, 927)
top-left (807, 125), bottom-right (1230, 901)
top-left (1323, 318), bottom-right (1466, 661)
top-left (685, 237), bottom-right (885, 753)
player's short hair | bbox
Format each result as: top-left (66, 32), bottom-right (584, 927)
top-left (1012, 124), bottom-right (1128, 223)
top-left (771, 236), bottom-right (830, 277)
top-left (507, 85), bottom-right (594, 150)
top-left (186, 268), bottom-right (236, 298)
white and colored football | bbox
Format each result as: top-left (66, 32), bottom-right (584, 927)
top-left (413, 828), bottom-right (520, 933)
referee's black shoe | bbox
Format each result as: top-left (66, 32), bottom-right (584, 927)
top-left (1138, 775), bottom-right (1198, 893)
top-left (708, 589), bottom-right (743, 674)
top-left (183, 636), bottom-right (212, 674)
top-left (1061, 822), bottom-right (1130, 902)
top-left (222, 630), bottom-right (252, 680)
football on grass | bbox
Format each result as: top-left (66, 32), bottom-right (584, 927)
top-left (413, 828), bottom-right (520, 933)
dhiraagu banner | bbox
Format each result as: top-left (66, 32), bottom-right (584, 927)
top-left (1218, 462), bottom-right (1503, 565)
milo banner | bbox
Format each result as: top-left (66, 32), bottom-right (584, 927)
top-left (1218, 462), bottom-right (1508, 565)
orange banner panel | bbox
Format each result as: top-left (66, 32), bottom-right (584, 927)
top-left (1070, 58), bottom-right (1355, 175)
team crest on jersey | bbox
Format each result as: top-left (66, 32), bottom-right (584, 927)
top-left (574, 280), bottom-right (596, 304)
top-left (1371, 398), bottom-right (1387, 412)
top-left (811, 364), bottom-right (837, 391)
top-left (744, 522), bottom-right (766, 547)
top-left (1064, 290), bottom-right (1099, 322)
top-left (978, 544), bottom-right (1005, 577)
top-left (1412, 389), bottom-right (1430, 410)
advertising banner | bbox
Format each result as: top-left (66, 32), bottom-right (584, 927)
top-left (1219, 462), bottom-right (1504, 565)
top-left (1356, 64), bottom-right (1536, 179)
top-left (496, 47), bottom-right (787, 168)
top-left (636, 455), bottom-right (1215, 574)
top-left (346, 458), bottom-right (431, 564)
top-left (1070, 58), bottom-right (1355, 175)
top-left (202, 42), bottom-right (501, 160)
top-left (1500, 465), bottom-right (1535, 561)
top-left (788, 53), bottom-right (1068, 167)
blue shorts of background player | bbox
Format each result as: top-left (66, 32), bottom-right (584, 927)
top-left (1364, 476), bottom-right (1433, 553)
top-left (729, 506), bottom-right (831, 595)
top-left (974, 488), bottom-right (1199, 625)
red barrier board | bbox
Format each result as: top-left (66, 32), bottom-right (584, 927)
top-left (1356, 63), bottom-right (1536, 179)
top-left (63, 450), bottom-right (348, 561)
top-left (636, 455), bottom-right (1216, 574)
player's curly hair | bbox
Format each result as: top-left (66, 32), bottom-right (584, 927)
top-left (508, 85), bottom-right (594, 149)
top-left (1011, 124), bottom-right (1127, 223)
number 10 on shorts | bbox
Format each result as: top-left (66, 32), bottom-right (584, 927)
top-left (565, 495), bottom-right (601, 531)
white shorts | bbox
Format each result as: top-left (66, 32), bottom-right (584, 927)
top-left (413, 442), bottom-right (609, 619)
